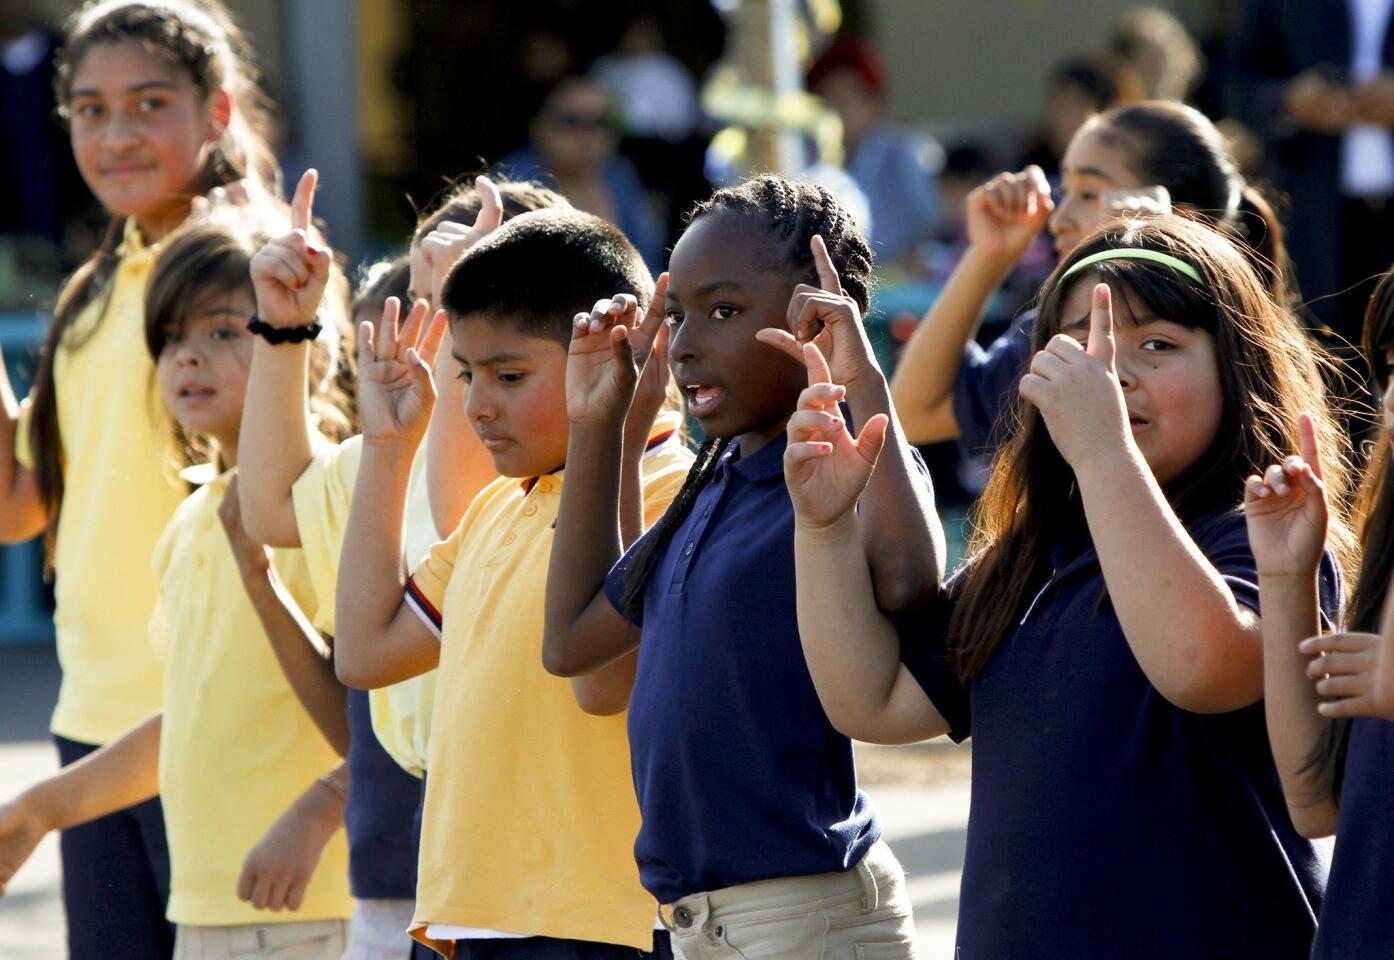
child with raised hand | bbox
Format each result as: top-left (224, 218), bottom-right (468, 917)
top-left (1248, 271), bottom-right (1394, 956)
top-left (332, 208), bottom-right (691, 958)
top-left (890, 100), bottom-right (1288, 454)
top-left (0, 216), bottom-right (354, 957)
top-left (0, 3), bottom-right (283, 953)
top-left (544, 176), bottom-right (940, 960)
top-left (793, 214), bottom-right (1349, 958)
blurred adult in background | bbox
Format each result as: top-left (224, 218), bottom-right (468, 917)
top-left (1108, 6), bottom-right (1205, 104)
top-left (499, 74), bottom-right (665, 271)
top-left (807, 34), bottom-right (943, 267)
top-left (1017, 57), bottom-right (1118, 183)
top-left (0, 0), bottom-right (98, 286)
top-left (1229, 0), bottom-right (1394, 343)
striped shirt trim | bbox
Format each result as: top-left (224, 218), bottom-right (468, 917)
top-left (404, 576), bottom-right (443, 640)
top-left (518, 429), bottom-right (680, 494)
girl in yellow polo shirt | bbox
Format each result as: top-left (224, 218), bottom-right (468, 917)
top-left (0, 215), bottom-right (356, 958)
top-left (0, 3), bottom-right (283, 955)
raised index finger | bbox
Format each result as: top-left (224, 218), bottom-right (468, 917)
top-left (473, 175), bottom-right (503, 235)
top-left (291, 168), bottom-right (318, 232)
top-left (811, 235), bottom-right (840, 293)
top-left (1297, 411), bottom-right (1323, 481)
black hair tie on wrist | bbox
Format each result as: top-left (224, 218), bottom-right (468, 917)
top-left (247, 314), bottom-right (323, 344)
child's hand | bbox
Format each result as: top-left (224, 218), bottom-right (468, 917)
top-left (566, 274), bottom-right (669, 428)
top-left (249, 170), bottom-right (332, 331)
top-left (624, 312), bottom-right (672, 455)
top-left (1019, 283), bottom-right (1130, 472)
top-left (421, 175), bottom-right (504, 305)
top-left (356, 297), bottom-right (447, 448)
top-left (1244, 413), bottom-right (1328, 579)
top-left (0, 795), bottom-right (49, 897)
top-left (784, 340), bottom-right (889, 530)
top-left (1101, 185), bottom-right (1172, 222)
top-left (1300, 632), bottom-right (1394, 721)
top-left (218, 476), bottom-right (274, 583)
top-left (756, 236), bottom-right (880, 394)
top-left (965, 165), bottom-right (1053, 264)
top-left (236, 779), bottom-right (341, 912)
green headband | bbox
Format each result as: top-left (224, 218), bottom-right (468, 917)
top-left (1059, 248), bottom-right (1205, 287)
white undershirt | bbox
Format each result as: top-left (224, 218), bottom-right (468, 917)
top-left (1344, 0), bottom-right (1394, 195)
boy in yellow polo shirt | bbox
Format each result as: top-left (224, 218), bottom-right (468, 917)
top-left (334, 209), bottom-right (691, 958)
top-left (0, 219), bottom-right (354, 958)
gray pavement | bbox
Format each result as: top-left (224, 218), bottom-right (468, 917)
top-left (0, 644), bottom-right (969, 957)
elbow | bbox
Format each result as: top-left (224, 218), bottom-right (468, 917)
top-left (332, 639), bottom-right (375, 690)
top-left (570, 681), bottom-right (628, 716)
top-left (1288, 802), bottom-right (1337, 841)
top-left (871, 567), bottom-right (939, 615)
top-left (541, 627), bottom-right (585, 677)
top-left (1154, 658), bottom-right (1263, 715)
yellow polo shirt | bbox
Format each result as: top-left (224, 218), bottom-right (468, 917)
top-left (403, 432), bottom-right (691, 955)
top-left (291, 434), bottom-right (439, 777)
top-left (150, 467), bottom-right (352, 926)
top-left (16, 219), bottom-right (188, 744)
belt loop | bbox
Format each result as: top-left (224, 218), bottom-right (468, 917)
top-left (256, 927), bottom-right (271, 955)
top-left (857, 849), bottom-right (880, 913)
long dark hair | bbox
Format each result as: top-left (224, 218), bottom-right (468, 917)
top-left (1304, 272), bottom-right (1394, 801)
top-left (1089, 101), bottom-right (1290, 305)
top-left (614, 175), bottom-right (876, 619)
top-left (30, 0), bottom-right (280, 548)
top-left (949, 216), bottom-right (1356, 682)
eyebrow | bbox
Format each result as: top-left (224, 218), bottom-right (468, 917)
top-left (1062, 311), bottom-right (1177, 332)
top-left (1062, 165), bottom-right (1116, 182)
top-left (454, 351), bottom-right (530, 366)
top-left (677, 280), bottom-right (747, 299)
top-left (70, 80), bottom-right (181, 99)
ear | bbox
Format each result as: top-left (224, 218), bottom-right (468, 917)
top-left (205, 88), bottom-right (232, 141)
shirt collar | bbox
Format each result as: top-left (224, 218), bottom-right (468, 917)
top-left (178, 461), bottom-right (235, 491)
top-left (518, 410), bottom-right (686, 494)
top-left (114, 218), bottom-right (149, 259)
top-left (723, 431), bottom-right (788, 483)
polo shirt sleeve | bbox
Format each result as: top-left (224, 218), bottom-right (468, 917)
top-left (952, 310), bottom-right (1035, 458)
top-left (290, 438), bottom-right (361, 636)
top-left (895, 586), bottom-right (971, 743)
top-left (13, 396), bottom-right (34, 470)
top-left (1193, 510), bottom-right (1343, 629)
top-left (604, 533), bottom-right (648, 628)
top-left (405, 520), bottom-right (468, 641)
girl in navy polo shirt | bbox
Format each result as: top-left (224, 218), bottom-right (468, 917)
top-left (789, 214), bottom-right (1350, 958)
top-left (545, 176), bottom-right (942, 959)
top-left (1248, 270), bottom-right (1394, 958)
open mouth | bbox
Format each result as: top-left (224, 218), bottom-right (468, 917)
top-left (1128, 415), bottom-right (1151, 432)
top-left (177, 386), bottom-right (214, 401)
top-left (684, 384), bottom-right (724, 418)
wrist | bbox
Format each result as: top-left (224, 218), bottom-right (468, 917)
top-left (794, 508), bottom-right (860, 543)
top-left (20, 780), bottom-right (66, 833)
top-left (841, 367), bottom-right (890, 413)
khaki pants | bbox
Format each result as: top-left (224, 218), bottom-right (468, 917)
top-left (345, 899), bottom-right (416, 960)
top-left (660, 840), bottom-right (916, 959)
top-left (173, 919), bottom-right (348, 959)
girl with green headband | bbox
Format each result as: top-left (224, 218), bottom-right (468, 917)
top-left (785, 214), bottom-right (1355, 957)
top-left (890, 100), bottom-right (1289, 457)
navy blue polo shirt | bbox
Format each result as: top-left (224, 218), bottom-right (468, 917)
top-left (604, 433), bottom-right (880, 904)
top-left (1312, 717), bottom-right (1394, 957)
top-left (899, 508), bottom-right (1335, 958)
top-left (344, 688), bottom-right (421, 899)
top-left (951, 309), bottom-right (1035, 457)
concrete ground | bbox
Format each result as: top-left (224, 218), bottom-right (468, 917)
top-left (0, 644), bottom-right (969, 957)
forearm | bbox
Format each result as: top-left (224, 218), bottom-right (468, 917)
top-left (543, 420), bottom-right (635, 675)
top-left (239, 340), bottom-right (315, 547)
top-left (335, 440), bottom-right (418, 683)
top-left (795, 514), bottom-right (945, 743)
top-left (1077, 449), bottom-right (1263, 713)
top-left (242, 572), bottom-right (349, 755)
top-left (25, 713), bottom-right (162, 830)
top-left (845, 373), bottom-right (944, 611)
top-left (1259, 572), bottom-right (1337, 836)
top-left (570, 650), bottom-right (639, 715)
top-left (890, 248), bottom-right (1013, 443)
top-left (618, 441), bottom-right (645, 549)
top-left (0, 358), bottom-right (44, 542)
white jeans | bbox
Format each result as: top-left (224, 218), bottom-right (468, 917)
top-left (174, 919), bottom-right (348, 959)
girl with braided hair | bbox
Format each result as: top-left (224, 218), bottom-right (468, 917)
top-left (545, 175), bottom-right (942, 959)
